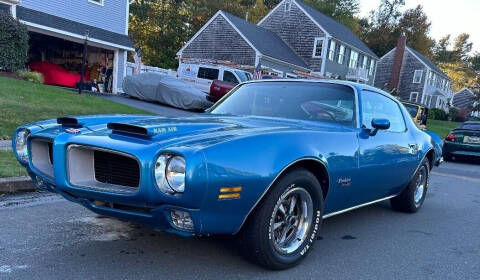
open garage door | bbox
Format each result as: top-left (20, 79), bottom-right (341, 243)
top-left (27, 32), bottom-right (115, 93)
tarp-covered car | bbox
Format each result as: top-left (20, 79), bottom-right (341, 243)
top-left (123, 73), bottom-right (213, 110)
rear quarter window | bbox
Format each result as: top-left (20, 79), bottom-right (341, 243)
top-left (361, 90), bottom-right (407, 132)
top-left (198, 67), bottom-right (219, 80)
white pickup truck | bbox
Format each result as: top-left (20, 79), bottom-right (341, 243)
top-left (177, 63), bottom-right (252, 93)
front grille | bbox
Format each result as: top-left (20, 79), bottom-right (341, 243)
top-left (67, 145), bottom-right (141, 194)
top-left (94, 151), bottom-right (140, 188)
top-left (31, 139), bottom-right (54, 177)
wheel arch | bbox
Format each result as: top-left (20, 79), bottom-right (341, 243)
top-left (235, 157), bottom-right (330, 234)
top-left (426, 148), bottom-right (435, 171)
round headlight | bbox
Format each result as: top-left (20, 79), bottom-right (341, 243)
top-left (154, 154), bottom-right (173, 194)
top-left (15, 130), bottom-right (29, 162)
top-left (166, 156), bottom-right (186, 193)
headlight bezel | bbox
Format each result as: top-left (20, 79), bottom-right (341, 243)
top-left (14, 129), bottom-right (30, 163)
top-left (154, 153), bottom-right (186, 194)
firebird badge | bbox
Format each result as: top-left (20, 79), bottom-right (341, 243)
top-left (65, 128), bottom-right (81, 134)
top-left (337, 177), bottom-right (352, 187)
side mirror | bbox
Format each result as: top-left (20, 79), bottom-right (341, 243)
top-left (370, 118), bottom-right (390, 136)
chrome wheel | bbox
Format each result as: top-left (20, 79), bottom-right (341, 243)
top-left (270, 186), bottom-right (313, 254)
top-left (414, 166), bottom-right (427, 206)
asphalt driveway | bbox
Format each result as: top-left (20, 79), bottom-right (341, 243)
top-left (0, 161), bottom-right (479, 279)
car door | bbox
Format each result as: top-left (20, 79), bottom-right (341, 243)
top-left (354, 90), bottom-right (418, 205)
top-left (196, 67), bottom-right (219, 93)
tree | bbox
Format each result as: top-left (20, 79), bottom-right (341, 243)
top-left (469, 52), bottom-right (480, 72)
top-left (129, 0), bottom-right (192, 69)
top-left (370, 0), bottom-right (405, 27)
top-left (0, 11), bottom-right (29, 71)
top-left (439, 61), bottom-right (478, 92)
top-left (396, 5), bottom-right (434, 58)
top-left (247, 0), bottom-right (269, 23)
top-left (453, 33), bottom-right (473, 62)
top-left (304, 0), bottom-right (360, 31)
top-left (360, 0), bottom-right (405, 56)
top-left (434, 35), bottom-right (456, 63)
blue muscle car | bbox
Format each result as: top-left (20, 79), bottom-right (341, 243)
top-left (13, 80), bottom-right (438, 269)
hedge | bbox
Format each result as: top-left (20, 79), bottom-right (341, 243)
top-left (0, 11), bottom-right (29, 71)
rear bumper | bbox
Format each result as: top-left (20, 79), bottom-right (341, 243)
top-left (443, 142), bottom-right (480, 158)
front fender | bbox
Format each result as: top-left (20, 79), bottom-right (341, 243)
top-left (197, 130), bottom-right (358, 234)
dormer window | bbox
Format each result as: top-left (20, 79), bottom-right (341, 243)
top-left (88, 0), bottom-right (104, 6)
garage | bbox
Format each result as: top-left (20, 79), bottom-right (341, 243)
top-left (14, 5), bottom-right (134, 94)
top-left (27, 32), bottom-right (115, 92)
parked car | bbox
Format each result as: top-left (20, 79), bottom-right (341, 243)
top-left (208, 79), bottom-right (236, 102)
top-left (401, 101), bottom-right (428, 128)
top-left (177, 62), bottom-right (252, 93)
top-left (401, 101), bottom-right (443, 166)
top-left (123, 72), bottom-right (213, 110)
top-left (13, 80), bottom-right (437, 270)
top-left (443, 121), bottom-right (480, 161)
top-left (29, 61), bottom-right (88, 88)
top-left (209, 74), bottom-right (282, 103)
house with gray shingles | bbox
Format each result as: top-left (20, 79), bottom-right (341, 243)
top-left (0, 0), bottom-right (134, 93)
top-left (453, 88), bottom-right (476, 110)
top-left (375, 36), bottom-right (453, 111)
top-left (177, 0), bottom-right (378, 85)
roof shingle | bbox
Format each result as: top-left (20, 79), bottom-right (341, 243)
top-left (222, 11), bottom-right (309, 69)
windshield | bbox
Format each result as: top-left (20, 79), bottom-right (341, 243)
top-left (403, 103), bottom-right (420, 118)
top-left (235, 70), bottom-right (251, 82)
top-left (210, 82), bottom-right (356, 126)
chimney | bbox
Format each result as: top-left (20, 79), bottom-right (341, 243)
top-left (389, 34), bottom-right (407, 91)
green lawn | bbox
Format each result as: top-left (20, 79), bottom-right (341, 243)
top-left (0, 150), bottom-right (28, 178)
top-left (0, 76), bottom-right (151, 139)
top-left (427, 119), bottom-right (460, 138)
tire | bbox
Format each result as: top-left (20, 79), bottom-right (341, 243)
top-left (240, 168), bottom-right (323, 270)
top-left (391, 159), bottom-right (430, 213)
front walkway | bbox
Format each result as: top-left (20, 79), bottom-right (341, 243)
top-left (0, 140), bottom-right (11, 151)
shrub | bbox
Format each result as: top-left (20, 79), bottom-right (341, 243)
top-left (17, 70), bottom-right (44, 84)
top-left (0, 11), bottom-right (29, 71)
top-left (428, 108), bottom-right (448, 120)
top-left (448, 107), bottom-right (459, 121)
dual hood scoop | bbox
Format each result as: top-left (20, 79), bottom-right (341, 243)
top-left (107, 122), bottom-right (150, 137)
top-left (57, 117), bottom-right (82, 128)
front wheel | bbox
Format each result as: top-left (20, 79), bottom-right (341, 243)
top-left (391, 159), bottom-right (430, 213)
top-left (240, 169), bottom-right (323, 270)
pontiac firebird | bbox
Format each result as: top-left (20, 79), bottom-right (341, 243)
top-left (13, 80), bottom-right (440, 269)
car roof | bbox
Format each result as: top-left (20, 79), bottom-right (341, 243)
top-left (242, 79), bottom-right (398, 101)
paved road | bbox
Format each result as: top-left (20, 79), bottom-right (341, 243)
top-left (0, 161), bottom-right (479, 279)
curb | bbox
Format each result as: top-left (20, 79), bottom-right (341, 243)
top-left (0, 176), bottom-right (36, 194)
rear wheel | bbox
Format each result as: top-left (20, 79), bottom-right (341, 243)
top-left (240, 169), bottom-right (323, 270)
top-left (391, 159), bottom-right (430, 213)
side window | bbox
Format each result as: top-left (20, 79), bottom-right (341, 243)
top-left (361, 91), bottom-right (406, 132)
top-left (198, 67), bottom-right (219, 80)
top-left (223, 71), bottom-right (239, 84)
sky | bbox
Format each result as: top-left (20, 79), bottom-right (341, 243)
top-left (359, 0), bottom-right (480, 53)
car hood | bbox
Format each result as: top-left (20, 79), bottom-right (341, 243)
top-left (32, 114), bottom-right (355, 149)
top-left (89, 114), bottom-right (354, 147)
